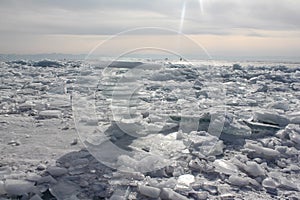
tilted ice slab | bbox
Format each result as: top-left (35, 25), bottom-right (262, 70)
top-left (244, 140), bottom-right (280, 159)
top-left (3, 179), bottom-right (36, 196)
top-left (287, 112), bottom-right (300, 124)
top-left (253, 110), bottom-right (290, 127)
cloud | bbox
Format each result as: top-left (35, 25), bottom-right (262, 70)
top-left (0, 0), bottom-right (299, 55)
top-left (0, 0), bottom-right (299, 36)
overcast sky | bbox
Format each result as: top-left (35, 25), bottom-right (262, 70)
top-left (0, 0), bottom-right (299, 58)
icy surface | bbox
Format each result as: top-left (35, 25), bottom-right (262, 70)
top-left (0, 59), bottom-right (299, 199)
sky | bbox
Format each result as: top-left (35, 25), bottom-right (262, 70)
top-left (0, 0), bottom-right (299, 59)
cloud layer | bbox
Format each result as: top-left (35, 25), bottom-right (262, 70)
top-left (0, 0), bottom-right (299, 35)
top-left (0, 0), bottom-right (299, 55)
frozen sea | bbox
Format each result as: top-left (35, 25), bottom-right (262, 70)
top-left (0, 57), bottom-right (299, 199)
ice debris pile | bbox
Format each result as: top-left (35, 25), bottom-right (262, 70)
top-left (0, 60), bottom-right (300, 199)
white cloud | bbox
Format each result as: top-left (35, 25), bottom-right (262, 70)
top-left (0, 0), bottom-right (299, 36)
top-left (0, 0), bottom-right (299, 55)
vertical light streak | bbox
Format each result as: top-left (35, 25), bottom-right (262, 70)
top-left (179, 0), bottom-right (186, 34)
top-left (199, 0), bottom-right (204, 15)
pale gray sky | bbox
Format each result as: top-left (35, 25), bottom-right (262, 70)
top-left (0, 0), bottom-right (299, 58)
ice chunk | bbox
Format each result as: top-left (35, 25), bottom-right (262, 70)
top-left (7, 140), bottom-right (21, 146)
top-left (243, 120), bottom-right (280, 134)
top-left (0, 181), bottom-right (5, 195)
top-left (111, 171), bottom-right (145, 181)
top-left (243, 161), bottom-right (265, 177)
top-left (201, 182), bottom-right (218, 195)
top-left (187, 131), bottom-right (217, 146)
top-left (26, 173), bottom-right (42, 182)
top-left (117, 154), bottom-right (169, 173)
top-left (189, 191), bottom-right (208, 200)
top-left (232, 64), bottom-right (242, 70)
top-left (222, 119), bottom-right (252, 136)
top-left (0, 166), bottom-right (11, 178)
top-left (177, 174), bottom-right (195, 188)
top-left (154, 178), bottom-right (177, 189)
top-left (47, 166), bottom-right (68, 177)
top-left (138, 185), bottom-right (161, 198)
top-left (279, 178), bottom-right (299, 191)
top-left (290, 116), bottom-right (300, 124)
top-left (38, 110), bottom-right (62, 119)
top-left (37, 164), bottom-right (47, 171)
top-left (49, 181), bottom-right (79, 200)
top-left (289, 132), bottom-right (300, 145)
top-left (228, 175), bottom-right (249, 187)
top-left (213, 159), bottom-right (239, 175)
top-left (287, 112), bottom-right (300, 123)
top-left (268, 101), bottom-right (289, 111)
top-left (219, 193), bottom-right (236, 199)
top-left (262, 178), bottom-right (278, 190)
top-left (17, 102), bottom-right (35, 112)
top-left (30, 194), bottom-right (43, 200)
top-left (188, 158), bottom-right (206, 172)
top-left (253, 111), bottom-right (289, 127)
top-left (291, 82), bottom-right (300, 91)
top-left (208, 140), bottom-right (225, 156)
top-left (33, 60), bottom-right (62, 68)
top-left (4, 179), bottom-right (35, 196)
top-left (160, 188), bottom-right (189, 200)
top-left (37, 175), bottom-right (57, 184)
top-left (275, 124), bottom-right (296, 139)
top-left (244, 142), bottom-right (280, 159)
top-left (70, 158), bottom-right (89, 169)
top-left (108, 61), bottom-right (143, 69)
top-left (109, 195), bottom-right (125, 200)
top-left (70, 138), bottom-right (78, 145)
top-left (185, 131), bottom-right (222, 155)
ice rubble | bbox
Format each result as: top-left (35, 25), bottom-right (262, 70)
top-left (0, 60), bottom-right (300, 199)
